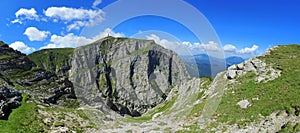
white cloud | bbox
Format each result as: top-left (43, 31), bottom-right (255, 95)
top-left (11, 19), bottom-right (22, 24)
top-left (92, 0), bottom-right (102, 8)
top-left (195, 41), bottom-right (222, 51)
top-left (223, 44), bottom-right (259, 57)
top-left (238, 45), bottom-right (259, 54)
top-left (40, 28), bottom-right (124, 49)
top-left (49, 33), bottom-right (94, 48)
top-left (11, 8), bottom-right (39, 24)
top-left (146, 34), bottom-right (181, 49)
top-left (39, 43), bottom-right (58, 49)
top-left (67, 21), bottom-right (85, 31)
top-left (145, 34), bottom-right (260, 57)
top-left (146, 34), bottom-right (190, 55)
top-left (223, 44), bottom-right (237, 53)
top-left (93, 28), bottom-right (125, 39)
top-left (9, 41), bottom-right (35, 54)
top-left (24, 27), bottom-right (50, 41)
top-left (182, 41), bottom-right (193, 48)
top-left (44, 7), bottom-right (105, 31)
top-left (179, 41), bottom-right (222, 52)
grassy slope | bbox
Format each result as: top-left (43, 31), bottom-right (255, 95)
top-left (0, 94), bottom-right (94, 133)
top-left (28, 48), bottom-right (74, 73)
top-left (0, 94), bottom-right (45, 132)
top-left (175, 45), bottom-right (300, 132)
top-left (216, 45), bottom-right (300, 124)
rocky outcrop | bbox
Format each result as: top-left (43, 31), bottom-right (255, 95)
top-left (69, 37), bottom-right (190, 116)
top-left (28, 48), bottom-right (74, 77)
top-left (0, 86), bottom-right (22, 119)
top-left (222, 109), bottom-right (300, 132)
top-left (224, 58), bottom-right (281, 82)
top-left (0, 41), bottom-right (76, 109)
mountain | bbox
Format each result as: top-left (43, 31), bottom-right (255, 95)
top-left (0, 41), bottom-right (76, 116)
top-left (226, 56), bottom-right (245, 67)
top-left (0, 38), bottom-right (299, 132)
top-left (180, 54), bottom-right (244, 78)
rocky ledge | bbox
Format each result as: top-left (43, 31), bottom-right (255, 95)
top-left (224, 58), bottom-right (281, 83)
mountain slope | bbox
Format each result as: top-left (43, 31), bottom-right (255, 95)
top-left (177, 44), bottom-right (300, 132)
top-left (95, 44), bottom-right (300, 132)
top-left (28, 37), bottom-right (190, 117)
top-left (1, 38), bottom-right (300, 132)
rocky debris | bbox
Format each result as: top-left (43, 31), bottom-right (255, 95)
top-left (50, 127), bottom-right (74, 133)
top-left (237, 99), bottom-right (250, 109)
top-left (38, 109), bottom-right (95, 133)
top-left (224, 58), bottom-right (281, 82)
top-left (70, 37), bottom-right (190, 116)
top-left (222, 109), bottom-right (300, 132)
top-left (0, 86), bottom-right (22, 119)
top-left (263, 46), bottom-right (279, 56)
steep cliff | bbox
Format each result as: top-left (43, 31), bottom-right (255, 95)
top-left (28, 37), bottom-right (190, 116)
top-left (0, 41), bottom-right (76, 118)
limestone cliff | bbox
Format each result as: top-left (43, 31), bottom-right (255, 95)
top-left (0, 41), bottom-right (76, 119)
top-left (29, 37), bottom-right (190, 116)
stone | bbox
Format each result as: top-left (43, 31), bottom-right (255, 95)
top-left (224, 58), bottom-right (281, 82)
top-left (226, 70), bottom-right (237, 79)
top-left (237, 99), bottom-right (250, 109)
top-left (0, 87), bottom-right (22, 119)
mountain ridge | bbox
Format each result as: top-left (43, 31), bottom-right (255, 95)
top-left (0, 38), bottom-right (299, 132)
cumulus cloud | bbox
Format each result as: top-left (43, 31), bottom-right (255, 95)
top-left (195, 41), bottom-right (222, 51)
top-left (24, 27), bottom-right (50, 41)
top-left (146, 34), bottom-right (192, 55)
top-left (223, 44), bottom-right (259, 55)
top-left (11, 8), bottom-right (39, 24)
top-left (9, 41), bottom-right (35, 54)
top-left (223, 44), bottom-right (238, 53)
top-left (39, 28), bottom-right (124, 49)
top-left (146, 34), bottom-right (260, 57)
top-left (146, 34), bottom-right (181, 49)
top-left (181, 41), bottom-right (222, 52)
top-left (44, 7), bottom-right (105, 31)
top-left (93, 28), bottom-right (124, 39)
top-left (92, 0), bottom-right (102, 8)
top-left (51, 33), bottom-right (93, 48)
top-left (238, 45), bottom-right (259, 54)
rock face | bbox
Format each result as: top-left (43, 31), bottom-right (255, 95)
top-left (224, 58), bottom-right (281, 82)
top-left (0, 86), bottom-right (22, 119)
top-left (69, 37), bottom-right (190, 116)
top-left (0, 41), bottom-right (76, 112)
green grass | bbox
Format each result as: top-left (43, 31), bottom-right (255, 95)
top-left (0, 55), bottom-right (17, 60)
top-left (28, 48), bottom-right (74, 73)
top-left (213, 44), bottom-right (300, 126)
top-left (7, 67), bottom-right (41, 79)
top-left (0, 94), bottom-right (94, 133)
top-left (0, 94), bottom-right (46, 133)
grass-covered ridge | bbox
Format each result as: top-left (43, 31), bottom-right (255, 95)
top-left (215, 44), bottom-right (300, 126)
top-left (28, 48), bottom-right (74, 74)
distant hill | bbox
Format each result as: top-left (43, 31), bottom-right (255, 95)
top-left (180, 54), bottom-right (244, 78)
top-left (226, 56), bottom-right (245, 67)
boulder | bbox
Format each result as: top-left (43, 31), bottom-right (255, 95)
top-left (0, 87), bottom-right (22, 119)
top-left (237, 99), bottom-right (250, 109)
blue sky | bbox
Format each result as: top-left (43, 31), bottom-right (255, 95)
top-left (0, 0), bottom-right (299, 58)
